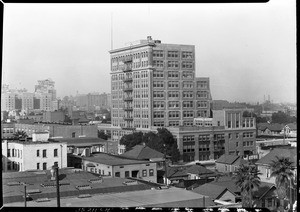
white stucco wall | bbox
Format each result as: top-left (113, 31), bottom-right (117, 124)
top-left (3, 141), bottom-right (67, 172)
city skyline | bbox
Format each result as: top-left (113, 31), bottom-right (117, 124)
top-left (2, 1), bottom-right (296, 103)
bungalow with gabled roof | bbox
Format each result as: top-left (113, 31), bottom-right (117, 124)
top-left (215, 155), bottom-right (248, 173)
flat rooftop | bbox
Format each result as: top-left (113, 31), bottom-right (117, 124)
top-left (4, 139), bottom-right (66, 145)
top-left (4, 187), bottom-right (214, 207)
top-left (82, 153), bottom-right (155, 166)
top-left (51, 137), bottom-right (112, 147)
top-left (3, 168), bottom-right (152, 204)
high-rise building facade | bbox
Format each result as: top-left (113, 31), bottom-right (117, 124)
top-left (35, 78), bottom-right (57, 101)
top-left (75, 92), bottom-right (111, 111)
top-left (1, 93), bottom-right (16, 111)
top-left (20, 92), bottom-right (34, 111)
top-left (109, 36), bottom-right (212, 142)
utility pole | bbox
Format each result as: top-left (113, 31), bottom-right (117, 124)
top-left (290, 177), bottom-right (293, 212)
top-left (51, 164), bottom-right (61, 207)
top-left (164, 144), bottom-right (168, 186)
top-left (24, 184), bottom-right (27, 207)
top-left (55, 166), bottom-right (60, 207)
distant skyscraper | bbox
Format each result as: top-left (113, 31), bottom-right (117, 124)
top-left (35, 78), bottom-right (57, 101)
top-left (109, 36), bottom-right (212, 142)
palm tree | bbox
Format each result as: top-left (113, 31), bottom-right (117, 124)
top-left (13, 130), bottom-right (28, 139)
top-left (234, 163), bottom-right (261, 207)
top-left (270, 156), bottom-right (294, 212)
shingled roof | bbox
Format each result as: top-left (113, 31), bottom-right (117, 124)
top-left (256, 147), bottom-right (296, 166)
top-left (286, 123), bottom-right (297, 130)
top-left (216, 155), bottom-right (240, 165)
top-left (121, 145), bottom-right (164, 160)
top-left (166, 164), bottom-right (217, 179)
top-left (191, 183), bottom-right (236, 199)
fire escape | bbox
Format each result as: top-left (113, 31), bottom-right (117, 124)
top-left (122, 56), bottom-right (135, 131)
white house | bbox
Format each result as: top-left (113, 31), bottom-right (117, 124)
top-left (2, 131), bottom-right (67, 172)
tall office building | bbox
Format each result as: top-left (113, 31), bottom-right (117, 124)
top-left (1, 93), bottom-right (16, 111)
top-left (35, 78), bottom-right (57, 101)
top-left (109, 36), bottom-right (212, 142)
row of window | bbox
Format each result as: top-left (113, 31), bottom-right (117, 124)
top-left (114, 169), bottom-right (154, 178)
top-left (7, 149), bottom-right (22, 158)
top-left (153, 120), bottom-right (194, 127)
top-left (111, 71), bottom-right (149, 81)
top-left (37, 162), bottom-right (57, 170)
top-left (183, 134), bottom-right (225, 142)
top-left (36, 149), bottom-right (58, 158)
top-left (152, 82), bottom-right (209, 93)
top-left (2, 128), bottom-right (14, 134)
top-left (153, 111), bottom-right (199, 119)
top-left (111, 51), bottom-right (149, 63)
top-left (153, 61), bottom-right (193, 69)
top-left (7, 161), bottom-right (21, 171)
top-left (153, 50), bottom-right (193, 59)
top-left (153, 91), bottom-right (208, 101)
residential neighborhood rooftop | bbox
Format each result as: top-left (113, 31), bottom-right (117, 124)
top-left (191, 183), bottom-right (236, 200)
top-left (216, 155), bottom-right (247, 165)
top-left (121, 144), bottom-right (164, 160)
top-left (256, 147), bottom-right (297, 166)
top-left (3, 168), bottom-right (152, 204)
top-left (82, 152), bottom-right (154, 166)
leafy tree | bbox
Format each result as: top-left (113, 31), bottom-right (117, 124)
top-left (169, 142), bottom-right (180, 163)
top-left (64, 115), bottom-right (72, 123)
top-left (256, 116), bottom-right (269, 124)
top-left (120, 128), bottom-right (181, 162)
top-left (234, 164), bottom-right (261, 207)
top-left (142, 131), bottom-right (163, 151)
top-left (270, 157), bottom-right (294, 212)
top-left (98, 130), bottom-right (108, 140)
top-left (13, 130), bottom-right (28, 139)
top-left (120, 131), bottom-right (144, 151)
top-left (271, 111), bottom-right (296, 124)
top-left (157, 128), bottom-right (181, 162)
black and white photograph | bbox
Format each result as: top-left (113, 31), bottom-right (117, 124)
top-left (1, 1), bottom-right (297, 211)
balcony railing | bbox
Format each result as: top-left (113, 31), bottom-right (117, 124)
top-left (124, 107), bottom-right (133, 111)
top-left (124, 117), bottom-right (133, 121)
top-left (123, 87), bottom-right (133, 92)
top-left (121, 126), bottom-right (136, 131)
top-left (123, 78), bottom-right (133, 83)
top-left (123, 97), bottom-right (133, 101)
top-left (213, 147), bottom-right (225, 152)
top-left (123, 57), bottom-right (133, 63)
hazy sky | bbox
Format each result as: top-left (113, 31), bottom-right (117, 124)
top-left (2, 1), bottom-right (296, 103)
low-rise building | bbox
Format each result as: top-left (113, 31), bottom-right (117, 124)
top-left (191, 183), bottom-right (237, 204)
top-left (164, 164), bottom-right (218, 185)
top-left (42, 111), bottom-right (65, 122)
top-left (257, 123), bottom-right (284, 136)
top-left (2, 168), bottom-right (154, 205)
top-left (1, 121), bottom-right (15, 139)
top-left (77, 152), bottom-right (157, 182)
top-left (14, 122), bottom-right (98, 138)
top-left (252, 182), bottom-right (277, 210)
top-left (282, 123), bottom-right (297, 138)
top-left (2, 132), bottom-right (68, 172)
top-left (50, 137), bottom-right (118, 168)
top-left (121, 144), bottom-right (165, 161)
top-left (215, 155), bottom-right (248, 173)
top-left (255, 147), bottom-right (297, 184)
